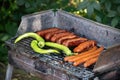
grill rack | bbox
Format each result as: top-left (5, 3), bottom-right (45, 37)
top-left (12, 37), bottom-right (94, 79)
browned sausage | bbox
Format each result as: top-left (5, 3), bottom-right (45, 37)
top-left (64, 56), bottom-right (76, 61)
top-left (73, 40), bottom-right (96, 53)
top-left (62, 37), bottom-right (87, 47)
top-left (56, 35), bottom-right (77, 44)
top-left (68, 46), bottom-right (97, 62)
top-left (84, 57), bottom-right (98, 68)
top-left (73, 46), bottom-right (104, 66)
top-left (50, 32), bottom-right (74, 42)
top-left (44, 29), bottom-right (66, 41)
top-left (36, 28), bottom-right (60, 37)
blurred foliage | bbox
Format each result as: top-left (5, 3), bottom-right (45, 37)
top-left (0, 0), bottom-right (120, 64)
top-left (75, 0), bottom-right (120, 28)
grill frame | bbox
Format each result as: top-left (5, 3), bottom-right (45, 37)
top-left (5, 10), bottom-right (120, 80)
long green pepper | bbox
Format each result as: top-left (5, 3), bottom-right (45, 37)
top-left (45, 42), bottom-right (73, 56)
top-left (31, 40), bottom-right (60, 54)
top-left (14, 32), bottom-right (45, 48)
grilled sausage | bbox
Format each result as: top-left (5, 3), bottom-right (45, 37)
top-left (56, 35), bottom-right (77, 44)
top-left (44, 29), bottom-right (66, 41)
top-left (68, 46), bottom-right (97, 62)
top-left (50, 32), bottom-right (74, 42)
top-left (73, 46), bottom-right (103, 62)
top-left (64, 56), bottom-right (76, 61)
top-left (73, 46), bottom-right (104, 66)
top-left (73, 40), bottom-right (96, 53)
top-left (84, 57), bottom-right (98, 68)
top-left (62, 37), bottom-right (87, 47)
top-left (36, 28), bottom-right (60, 37)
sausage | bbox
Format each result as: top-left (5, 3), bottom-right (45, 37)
top-left (44, 29), bottom-right (66, 41)
top-left (68, 46), bottom-right (97, 62)
top-left (73, 46), bottom-right (104, 66)
top-left (64, 56), bottom-right (76, 61)
top-left (84, 57), bottom-right (98, 68)
top-left (56, 35), bottom-right (77, 44)
top-left (73, 40), bottom-right (96, 53)
top-left (62, 37), bottom-right (88, 47)
top-left (73, 46), bottom-right (103, 62)
top-left (50, 32), bottom-right (74, 42)
top-left (73, 52), bottom-right (100, 66)
top-left (36, 28), bottom-right (60, 37)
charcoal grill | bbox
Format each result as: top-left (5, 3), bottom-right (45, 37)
top-left (5, 10), bottom-right (120, 80)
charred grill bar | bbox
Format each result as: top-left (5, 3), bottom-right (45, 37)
top-left (5, 10), bottom-right (120, 80)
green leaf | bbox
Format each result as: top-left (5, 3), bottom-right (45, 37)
top-left (102, 16), bottom-right (109, 24)
top-left (107, 11), bottom-right (117, 17)
top-left (94, 10), bottom-right (104, 19)
top-left (105, 1), bottom-right (111, 11)
top-left (117, 6), bottom-right (120, 14)
top-left (16, 0), bottom-right (25, 6)
top-left (95, 15), bottom-right (101, 22)
top-left (25, 2), bottom-right (30, 8)
top-left (87, 4), bottom-right (94, 16)
top-left (5, 22), bottom-right (18, 36)
top-left (93, 1), bottom-right (100, 10)
top-left (100, 0), bottom-right (106, 3)
top-left (0, 33), bottom-right (12, 42)
top-left (113, 0), bottom-right (120, 4)
top-left (0, 24), bottom-right (4, 31)
top-left (77, 0), bottom-right (89, 10)
top-left (0, 44), bottom-right (7, 51)
top-left (111, 17), bottom-right (119, 27)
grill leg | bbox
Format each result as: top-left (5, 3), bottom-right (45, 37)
top-left (5, 63), bottom-right (14, 80)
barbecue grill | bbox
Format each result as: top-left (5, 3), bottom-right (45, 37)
top-left (5, 10), bottom-right (120, 80)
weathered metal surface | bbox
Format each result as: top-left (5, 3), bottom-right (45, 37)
top-left (93, 44), bottom-right (120, 73)
top-left (99, 70), bottom-right (120, 80)
top-left (56, 10), bottom-right (120, 48)
top-left (5, 64), bottom-right (13, 80)
top-left (17, 10), bottom-right (55, 35)
top-left (8, 50), bottom-right (55, 80)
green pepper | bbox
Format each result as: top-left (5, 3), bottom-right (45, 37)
top-left (31, 40), bottom-right (60, 54)
top-left (14, 32), bottom-right (45, 48)
top-left (45, 42), bottom-right (73, 56)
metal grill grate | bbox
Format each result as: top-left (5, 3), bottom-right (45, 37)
top-left (11, 37), bottom-right (94, 79)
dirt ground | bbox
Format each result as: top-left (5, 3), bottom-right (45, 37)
top-left (0, 62), bottom-right (40, 80)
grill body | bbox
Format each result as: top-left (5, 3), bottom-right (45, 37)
top-left (5, 10), bottom-right (120, 80)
